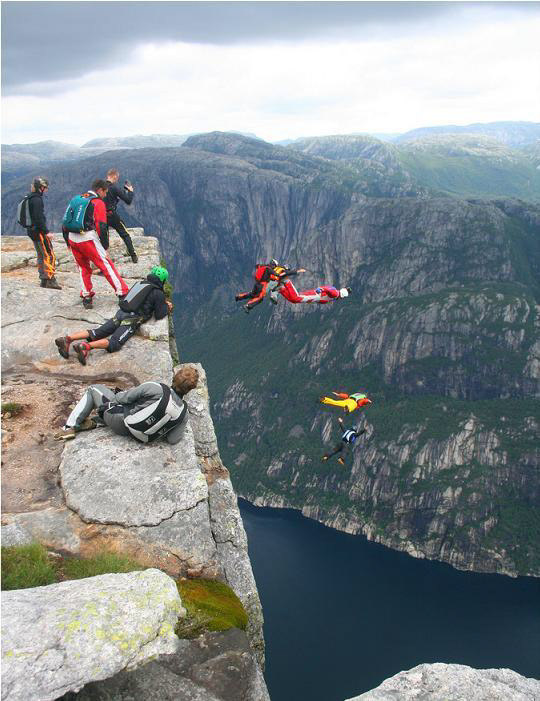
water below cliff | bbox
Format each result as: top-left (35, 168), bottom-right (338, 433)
top-left (239, 499), bottom-right (540, 701)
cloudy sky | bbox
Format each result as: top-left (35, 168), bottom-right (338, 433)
top-left (2, 1), bottom-right (539, 145)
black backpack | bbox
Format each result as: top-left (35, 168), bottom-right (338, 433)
top-left (119, 280), bottom-right (160, 313)
top-left (17, 195), bottom-right (32, 228)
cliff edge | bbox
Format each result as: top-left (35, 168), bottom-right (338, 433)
top-left (1, 231), bottom-right (266, 676)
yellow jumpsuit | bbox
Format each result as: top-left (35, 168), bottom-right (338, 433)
top-left (320, 396), bottom-right (358, 413)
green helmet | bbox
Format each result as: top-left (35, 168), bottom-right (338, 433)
top-left (151, 265), bottom-right (169, 283)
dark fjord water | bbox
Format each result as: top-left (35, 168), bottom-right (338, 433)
top-left (239, 499), bottom-right (540, 701)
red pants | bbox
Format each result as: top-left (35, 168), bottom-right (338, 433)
top-left (279, 280), bottom-right (338, 304)
top-left (69, 238), bottom-right (128, 298)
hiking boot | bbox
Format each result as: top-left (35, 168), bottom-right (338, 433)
top-left (243, 305), bottom-right (251, 314)
top-left (45, 277), bottom-right (62, 290)
top-left (338, 457), bottom-right (345, 466)
top-left (40, 279), bottom-right (47, 288)
top-left (269, 294), bottom-right (278, 305)
top-left (130, 252), bottom-right (138, 264)
top-left (73, 342), bottom-right (90, 366)
top-left (77, 417), bottom-right (97, 432)
top-left (53, 418), bottom-right (96, 441)
top-left (82, 297), bottom-right (93, 310)
top-left (322, 455), bottom-right (329, 462)
top-left (55, 336), bottom-right (71, 359)
top-left (54, 426), bottom-right (76, 441)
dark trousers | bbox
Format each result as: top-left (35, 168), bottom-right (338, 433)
top-left (323, 441), bottom-right (350, 461)
top-left (88, 310), bottom-right (143, 353)
top-left (29, 230), bottom-right (56, 280)
top-left (106, 211), bottom-right (136, 257)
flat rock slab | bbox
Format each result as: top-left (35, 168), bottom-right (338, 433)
top-left (1, 569), bottom-right (183, 701)
top-left (348, 663), bottom-right (540, 700)
top-left (60, 426), bottom-right (207, 526)
top-left (62, 629), bottom-right (269, 701)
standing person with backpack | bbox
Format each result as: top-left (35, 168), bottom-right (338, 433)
top-left (105, 168), bottom-right (138, 263)
top-left (53, 365), bottom-right (199, 443)
top-left (18, 177), bottom-right (61, 289)
top-left (62, 179), bottom-right (129, 309)
top-left (54, 266), bottom-right (172, 364)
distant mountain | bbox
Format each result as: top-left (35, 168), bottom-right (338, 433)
top-left (287, 133), bottom-right (540, 202)
top-left (396, 121), bottom-right (540, 148)
top-left (81, 134), bottom-right (191, 149)
top-left (2, 140), bottom-right (105, 183)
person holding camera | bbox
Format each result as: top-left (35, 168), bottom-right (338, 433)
top-left (105, 168), bottom-right (138, 263)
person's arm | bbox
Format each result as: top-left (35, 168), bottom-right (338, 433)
top-left (151, 290), bottom-right (169, 321)
top-left (93, 198), bottom-right (109, 247)
top-left (28, 196), bottom-right (48, 233)
top-left (279, 267), bottom-right (306, 279)
top-left (333, 392), bottom-right (349, 399)
top-left (114, 381), bottom-right (164, 405)
top-left (112, 183), bottom-right (134, 206)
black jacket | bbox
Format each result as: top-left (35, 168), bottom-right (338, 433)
top-left (26, 192), bottom-right (48, 236)
top-left (138, 274), bottom-right (168, 321)
top-left (105, 181), bottom-right (134, 213)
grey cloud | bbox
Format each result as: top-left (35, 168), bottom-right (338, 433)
top-left (3, 1), bottom-right (539, 95)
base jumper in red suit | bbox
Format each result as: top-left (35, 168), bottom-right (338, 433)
top-left (279, 280), bottom-right (350, 304)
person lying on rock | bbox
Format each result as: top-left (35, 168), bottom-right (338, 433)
top-left (54, 266), bottom-right (172, 365)
top-left (278, 280), bottom-right (352, 304)
top-left (322, 417), bottom-right (366, 466)
top-left (320, 391), bottom-right (372, 413)
top-left (53, 365), bottom-right (199, 442)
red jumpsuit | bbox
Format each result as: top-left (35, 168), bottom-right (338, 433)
top-left (279, 280), bottom-right (340, 304)
top-left (67, 193), bottom-right (128, 299)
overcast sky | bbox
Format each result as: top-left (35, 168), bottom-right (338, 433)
top-left (2, 1), bottom-right (540, 145)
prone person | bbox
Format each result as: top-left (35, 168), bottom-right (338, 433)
top-left (54, 365), bottom-right (199, 443)
top-left (54, 266), bottom-right (171, 365)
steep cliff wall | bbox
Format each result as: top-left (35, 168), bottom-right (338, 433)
top-left (0, 231), bottom-right (266, 676)
top-left (2, 133), bottom-right (539, 577)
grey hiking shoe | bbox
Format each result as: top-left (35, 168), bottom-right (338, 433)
top-left (55, 336), bottom-right (70, 359)
top-left (82, 297), bottom-right (93, 309)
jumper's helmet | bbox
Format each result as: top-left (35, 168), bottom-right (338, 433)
top-left (33, 176), bottom-right (49, 191)
top-left (151, 266), bottom-right (169, 283)
top-left (339, 287), bottom-right (352, 298)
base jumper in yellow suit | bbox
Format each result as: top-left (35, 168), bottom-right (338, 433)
top-left (320, 392), bottom-right (372, 413)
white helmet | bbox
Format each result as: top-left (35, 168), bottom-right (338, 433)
top-left (339, 288), bottom-right (351, 298)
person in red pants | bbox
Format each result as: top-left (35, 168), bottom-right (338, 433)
top-left (63, 179), bottom-right (128, 309)
top-left (279, 279), bottom-right (352, 304)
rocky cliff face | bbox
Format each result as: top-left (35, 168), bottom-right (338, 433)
top-left (1, 231), bottom-right (267, 695)
top-left (2, 133), bottom-right (539, 577)
top-left (347, 663), bottom-right (540, 700)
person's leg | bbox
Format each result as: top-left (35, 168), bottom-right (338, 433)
top-left (246, 281), bottom-right (268, 310)
top-left (65, 385), bottom-right (116, 428)
top-left (69, 243), bottom-right (94, 299)
top-left (322, 442), bottom-right (343, 461)
top-left (107, 212), bottom-right (137, 262)
top-left (320, 397), bottom-right (349, 409)
top-left (278, 279), bottom-right (305, 303)
top-left (337, 443), bottom-right (349, 466)
top-left (42, 233), bottom-right (57, 280)
top-left (103, 406), bottom-right (131, 436)
top-left (31, 232), bottom-right (48, 282)
top-left (85, 238), bottom-right (129, 296)
top-left (106, 321), bottom-right (139, 353)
